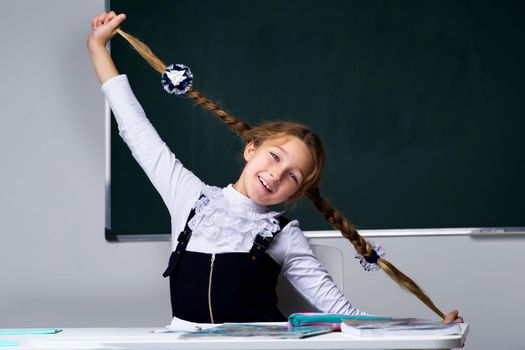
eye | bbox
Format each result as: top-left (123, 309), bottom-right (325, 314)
top-left (270, 152), bottom-right (279, 161)
top-left (288, 172), bottom-right (298, 183)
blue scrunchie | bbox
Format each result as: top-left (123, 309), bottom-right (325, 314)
top-left (355, 241), bottom-right (385, 272)
top-left (364, 249), bottom-right (380, 264)
top-left (161, 64), bottom-right (193, 95)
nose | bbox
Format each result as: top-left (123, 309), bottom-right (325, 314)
top-left (269, 165), bottom-right (284, 183)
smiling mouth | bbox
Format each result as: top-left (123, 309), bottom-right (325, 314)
top-left (258, 176), bottom-right (273, 192)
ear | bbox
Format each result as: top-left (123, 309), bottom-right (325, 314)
top-left (244, 141), bottom-right (256, 162)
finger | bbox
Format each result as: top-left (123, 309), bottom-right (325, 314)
top-left (99, 12), bottom-right (110, 27)
top-left (109, 13), bottom-right (126, 30)
top-left (93, 11), bottom-right (108, 28)
top-left (95, 13), bottom-right (103, 28)
top-left (443, 310), bottom-right (458, 323)
top-left (103, 14), bottom-right (115, 25)
top-left (455, 316), bottom-right (464, 323)
top-left (104, 11), bottom-right (117, 24)
top-left (100, 12), bottom-right (108, 26)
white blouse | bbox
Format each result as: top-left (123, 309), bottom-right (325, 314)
top-left (101, 74), bottom-right (366, 316)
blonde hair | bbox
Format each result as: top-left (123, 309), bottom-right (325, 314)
top-left (115, 28), bottom-right (446, 319)
top-left (242, 121), bottom-right (325, 201)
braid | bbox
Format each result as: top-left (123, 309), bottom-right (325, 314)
top-left (306, 187), bottom-right (369, 255)
top-left (186, 89), bottom-right (251, 138)
top-left (116, 29), bottom-right (166, 74)
top-left (306, 187), bottom-right (446, 319)
top-left (377, 259), bottom-right (446, 319)
top-left (115, 26), bottom-right (447, 320)
top-left (116, 29), bottom-right (250, 139)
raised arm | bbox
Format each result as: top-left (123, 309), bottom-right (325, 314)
top-left (87, 11), bottom-right (204, 222)
top-left (87, 11), bottom-right (124, 84)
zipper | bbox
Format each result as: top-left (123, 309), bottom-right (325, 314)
top-left (208, 254), bottom-right (215, 323)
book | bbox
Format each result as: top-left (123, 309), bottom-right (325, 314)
top-left (341, 318), bottom-right (462, 337)
top-left (0, 329), bottom-right (62, 335)
top-left (180, 323), bottom-right (333, 339)
top-left (0, 340), bottom-right (18, 348)
top-left (153, 316), bottom-right (216, 333)
top-left (288, 313), bottom-right (391, 330)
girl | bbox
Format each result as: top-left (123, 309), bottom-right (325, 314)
top-left (88, 11), bottom-right (463, 324)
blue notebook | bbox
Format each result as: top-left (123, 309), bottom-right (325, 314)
top-left (0, 329), bottom-right (61, 335)
top-left (181, 323), bottom-right (333, 339)
top-left (288, 313), bottom-right (391, 330)
top-left (0, 340), bottom-right (18, 347)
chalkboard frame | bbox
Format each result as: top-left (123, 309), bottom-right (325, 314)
top-left (104, 0), bottom-right (525, 241)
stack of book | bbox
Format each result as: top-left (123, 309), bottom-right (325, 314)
top-left (340, 317), bottom-right (462, 337)
top-left (161, 314), bottom-right (462, 339)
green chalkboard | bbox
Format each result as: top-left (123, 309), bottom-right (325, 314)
top-left (106, 0), bottom-right (525, 239)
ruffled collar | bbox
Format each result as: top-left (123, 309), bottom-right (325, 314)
top-left (223, 184), bottom-right (270, 213)
top-left (187, 184), bottom-right (282, 251)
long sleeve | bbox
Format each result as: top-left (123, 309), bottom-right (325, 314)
top-left (268, 220), bottom-right (368, 316)
top-left (101, 75), bottom-right (365, 313)
top-left (101, 74), bottom-right (204, 226)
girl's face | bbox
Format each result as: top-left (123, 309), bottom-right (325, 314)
top-left (233, 136), bottom-right (314, 206)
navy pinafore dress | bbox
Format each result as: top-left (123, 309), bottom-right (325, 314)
top-left (162, 196), bottom-right (290, 324)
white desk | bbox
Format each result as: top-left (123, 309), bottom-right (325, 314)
top-left (4, 325), bottom-right (469, 350)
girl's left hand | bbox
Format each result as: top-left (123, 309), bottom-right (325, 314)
top-left (443, 309), bottom-right (464, 323)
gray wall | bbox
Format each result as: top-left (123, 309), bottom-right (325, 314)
top-left (0, 1), bottom-right (523, 349)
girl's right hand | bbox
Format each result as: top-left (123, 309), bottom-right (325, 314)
top-left (87, 11), bottom-right (126, 50)
top-left (87, 11), bottom-right (126, 84)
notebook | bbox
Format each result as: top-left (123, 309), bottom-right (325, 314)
top-left (180, 323), bottom-right (333, 339)
top-left (341, 318), bottom-right (462, 337)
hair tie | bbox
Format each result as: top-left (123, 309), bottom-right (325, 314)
top-left (355, 241), bottom-right (385, 272)
top-left (161, 64), bottom-right (193, 95)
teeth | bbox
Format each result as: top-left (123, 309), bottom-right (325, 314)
top-left (259, 176), bottom-right (272, 192)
